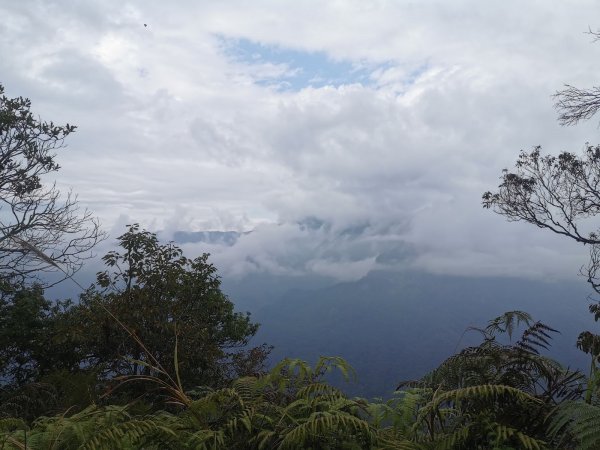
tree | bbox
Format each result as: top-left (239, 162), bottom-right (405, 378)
top-left (0, 284), bottom-right (90, 383)
top-left (0, 83), bottom-right (104, 286)
top-left (0, 285), bottom-right (65, 386)
top-left (554, 28), bottom-right (600, 126)
top-left (0, 285), bottom-right (99, 420)
top-left (482, 144), bottom-right (600, 246)
top-left (482, 144), bottom-right (600, 300)
top-left (69, 224), bottom-right (270, 395)
top-left (482, 28), bottom-right (600, 447)
top-left (482, 25), bottom-right (600, 298)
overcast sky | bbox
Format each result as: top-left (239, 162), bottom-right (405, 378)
top-left (2, 1), bottom-right (600, 282)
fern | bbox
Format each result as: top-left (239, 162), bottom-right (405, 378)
top-left (516, 321), bottom-right (558, 354)
top-left (392, 312), bottom-right (575, 448)
top-left (80, 417), bottom-right (178, 450)
top-left (484, 310), bottom-right (534, 341)
top-left (549, 400), bottom-right (600, 449)
top-left (278, 411), bottom-right (376, 449)
top-left (428, 425), bottom-right (472, 450)
top-left (231, 377), bottom-right (260, 403)
top-left (490, 424), bottom-right (546, 450)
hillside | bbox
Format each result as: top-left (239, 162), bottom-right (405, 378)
top-left (225, 270), bottom-right (595, 398)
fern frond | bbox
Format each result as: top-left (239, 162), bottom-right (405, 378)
top-left (279, 411), bottom-right (374, 449)
top-left (491, 424), bottom-right (546, 450)
top-left (485, 310), bottom-right (533, 340)
top-left (516, 321), bottom-right (558, 354)
top-left (428, 424), bottom-right (472, 450)
top-left (313, 356), bottom-right (357, 382)
top-left (0, 418), bottom-right (26, 432)
top-left (549, 400), bottom-right (600, 449)
top-left (375, 436), bottom-right (425, 449)
top-left (429, 384), bottom-right (541, 411)
top-left (296, 381), bottom-right (344, 399)
top-left (231, 376), bottom-right (260, 402)
top-left (185, 428), bottom-right (226, 449)
top-left (80, 417), bottom-right (178, 450)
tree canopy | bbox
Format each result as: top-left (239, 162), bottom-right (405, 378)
top-left (479, 27), bottom-right (600, 449)
top-left (72, 224), bottom-right (270, 391)
top-left (0, 224), bottom-right (270, 414)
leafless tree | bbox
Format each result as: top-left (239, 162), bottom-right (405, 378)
top-left (554, 85), bottom-right (600, 126)
top-left (554, 28), bottom-right (600, 126)
top-left (0, 84), bottom-right (105, 286)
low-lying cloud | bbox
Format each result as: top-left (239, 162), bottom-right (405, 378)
top-left (2, 1), bottom-right (599, 283)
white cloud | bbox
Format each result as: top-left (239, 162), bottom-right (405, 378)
top-left (1, 1), bottom-right (599, 282)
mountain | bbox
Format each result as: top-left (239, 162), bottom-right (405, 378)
top-left (223, 270), bottom-right (596, 398)
top-left (172, 230), bottom-right (242, 246)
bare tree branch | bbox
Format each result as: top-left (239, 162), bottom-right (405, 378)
top-left (483, 145), bottom-right (600, 295)
top-left (0, 84), bottom-right (106, 286)
top-left (553, 85), bottom-right (600, 126)
top-left (553, 28), bottom-right (600, 126)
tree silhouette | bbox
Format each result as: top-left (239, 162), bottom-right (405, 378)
top-left (0, 83), bottom-right (105, 286)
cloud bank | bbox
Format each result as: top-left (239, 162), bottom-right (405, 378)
top-left (2, 1), bottom-right (600, 282)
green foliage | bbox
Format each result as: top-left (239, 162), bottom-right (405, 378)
top-left (576, 330), bottom-right (600, 403)
top-left (0, 284), bottom-right (79, 387)
top-left (0, 357), bottom-right (377, 449)
top-left (392, 311), bottom-right (583, 449)
top-left (0, 284), bottom-right (55, 385)
top-left (0, 310), bottom-right (594, 449)
top-left (0, 405), bottom-right (181, 450)
top-left (0, 224), bottom-right (271, 419)
top-left (203, 357), bottom-right (377, 449)
top-left (56, 224), bottom-right (270, 401)
top-left (0, 284), bottom-right (101, 418)
top-left (549, 400), bottom-right (600, 449)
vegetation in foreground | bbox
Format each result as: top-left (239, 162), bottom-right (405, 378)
top-left (0, 307), bottom-right (596, 449)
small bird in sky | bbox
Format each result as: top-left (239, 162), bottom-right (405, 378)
top-left (144, 24), bottom-right (147, 27)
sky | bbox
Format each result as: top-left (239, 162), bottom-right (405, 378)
top-left (2, 0), bottom-right (600, 283)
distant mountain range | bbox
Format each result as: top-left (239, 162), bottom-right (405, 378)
top-left (223, 270), bottom-right (597, 398)
top-left (172, 230), bottom-right (243, 246)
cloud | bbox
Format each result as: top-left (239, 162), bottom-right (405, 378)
top-left (1, 1), bottom-right (600, 282)
top-left (179, 218), bottom-right (412, 282)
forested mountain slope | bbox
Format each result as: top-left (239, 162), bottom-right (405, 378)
top-left (225, 270), bottom-right (594, 398)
